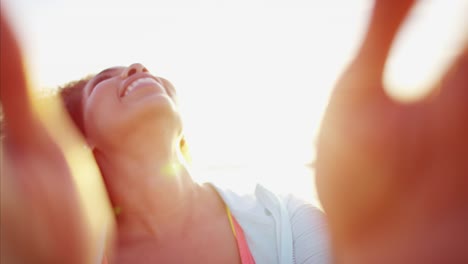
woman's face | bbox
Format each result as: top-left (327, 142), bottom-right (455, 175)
top-left (82, 63), bottom-right (181, 150)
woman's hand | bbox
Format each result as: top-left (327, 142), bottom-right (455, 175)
top-left (1, 12), bottom-right (113, 264)
top-left (316, 0), bottom-right (467, 262)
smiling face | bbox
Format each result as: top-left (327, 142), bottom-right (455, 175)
top-left (82, 63), bottom-right (182, 152)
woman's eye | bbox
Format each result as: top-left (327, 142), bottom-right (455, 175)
top-left (93, 75), bottom-right (111, 87)
top-left (89, 75), bottom-right (112, 94)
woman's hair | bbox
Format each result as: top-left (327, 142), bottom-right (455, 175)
top-left (58, 76), bottom-right (190, 162)
top-left (0, 77), bottom-right (90, 140)
top-left (59, 76), bottom-right (93, 136)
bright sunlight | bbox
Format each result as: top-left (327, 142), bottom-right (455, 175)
top-left (5, 0), bottom-right (467, 203)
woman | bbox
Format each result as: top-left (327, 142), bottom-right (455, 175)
top-left (55, 63), bottom-right (330, 263)
top-left (2, 0), bottom-right (467, 262)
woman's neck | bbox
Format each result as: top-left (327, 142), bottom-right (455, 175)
top-left (94, 144), bottom-right (201, 244)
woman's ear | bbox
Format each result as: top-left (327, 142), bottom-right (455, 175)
top-left (179, 136), bottom-right (191, 164)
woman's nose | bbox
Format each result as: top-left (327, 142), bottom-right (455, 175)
top-left (121, 63), bottom-right (148, 78)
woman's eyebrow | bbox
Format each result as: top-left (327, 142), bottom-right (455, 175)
top-left (96, 67), bottom-right (120, 76)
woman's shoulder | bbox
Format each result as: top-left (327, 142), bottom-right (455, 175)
top-left (211, 182), bottom-right (331, 263)
top-left (208, 182), bottom-right (324, 219)
top-left (281, 193), bottom-right (326, 223)
top-left (281, 194), bottom-right (331, 264)
top-left (209, 182), bottom-right (290, 213)
top-left (210, 183), bottom-right (321, 213)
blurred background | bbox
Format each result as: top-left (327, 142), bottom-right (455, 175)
top-left (3, 0), bottom-right (467, 204)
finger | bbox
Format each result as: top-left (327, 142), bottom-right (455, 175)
top-left (358, 0), bottom-right (415, 77)
top-left (334, 0), bottom-right (416, 102)
top-left (1, 11), bottom-right (115, 263)
top-left (0, 10), bottom-right (38, 145)
top-left (0, 11), bottom-right (88, 263)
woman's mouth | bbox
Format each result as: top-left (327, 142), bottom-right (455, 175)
top-left (121, 77), bottom-right (165, 97)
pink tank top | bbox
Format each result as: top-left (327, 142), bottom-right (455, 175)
top-left (227, 207), bottom-right (256, 264)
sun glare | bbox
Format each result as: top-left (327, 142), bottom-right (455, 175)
top-left (6, 0), bottom-right (466, 202)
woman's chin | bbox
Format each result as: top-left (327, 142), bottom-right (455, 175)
top-left (91, 93), bottom-right (181, 150)
top-left (124, 91), bottom-right (177, 113)
top-left (121, 98), bottom-right (181, 133)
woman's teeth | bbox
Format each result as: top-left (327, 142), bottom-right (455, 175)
top-left (124, 77), bottom-right (161, 97)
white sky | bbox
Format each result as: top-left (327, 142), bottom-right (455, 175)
top-left (3, 0), bottom-right (467, 201)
